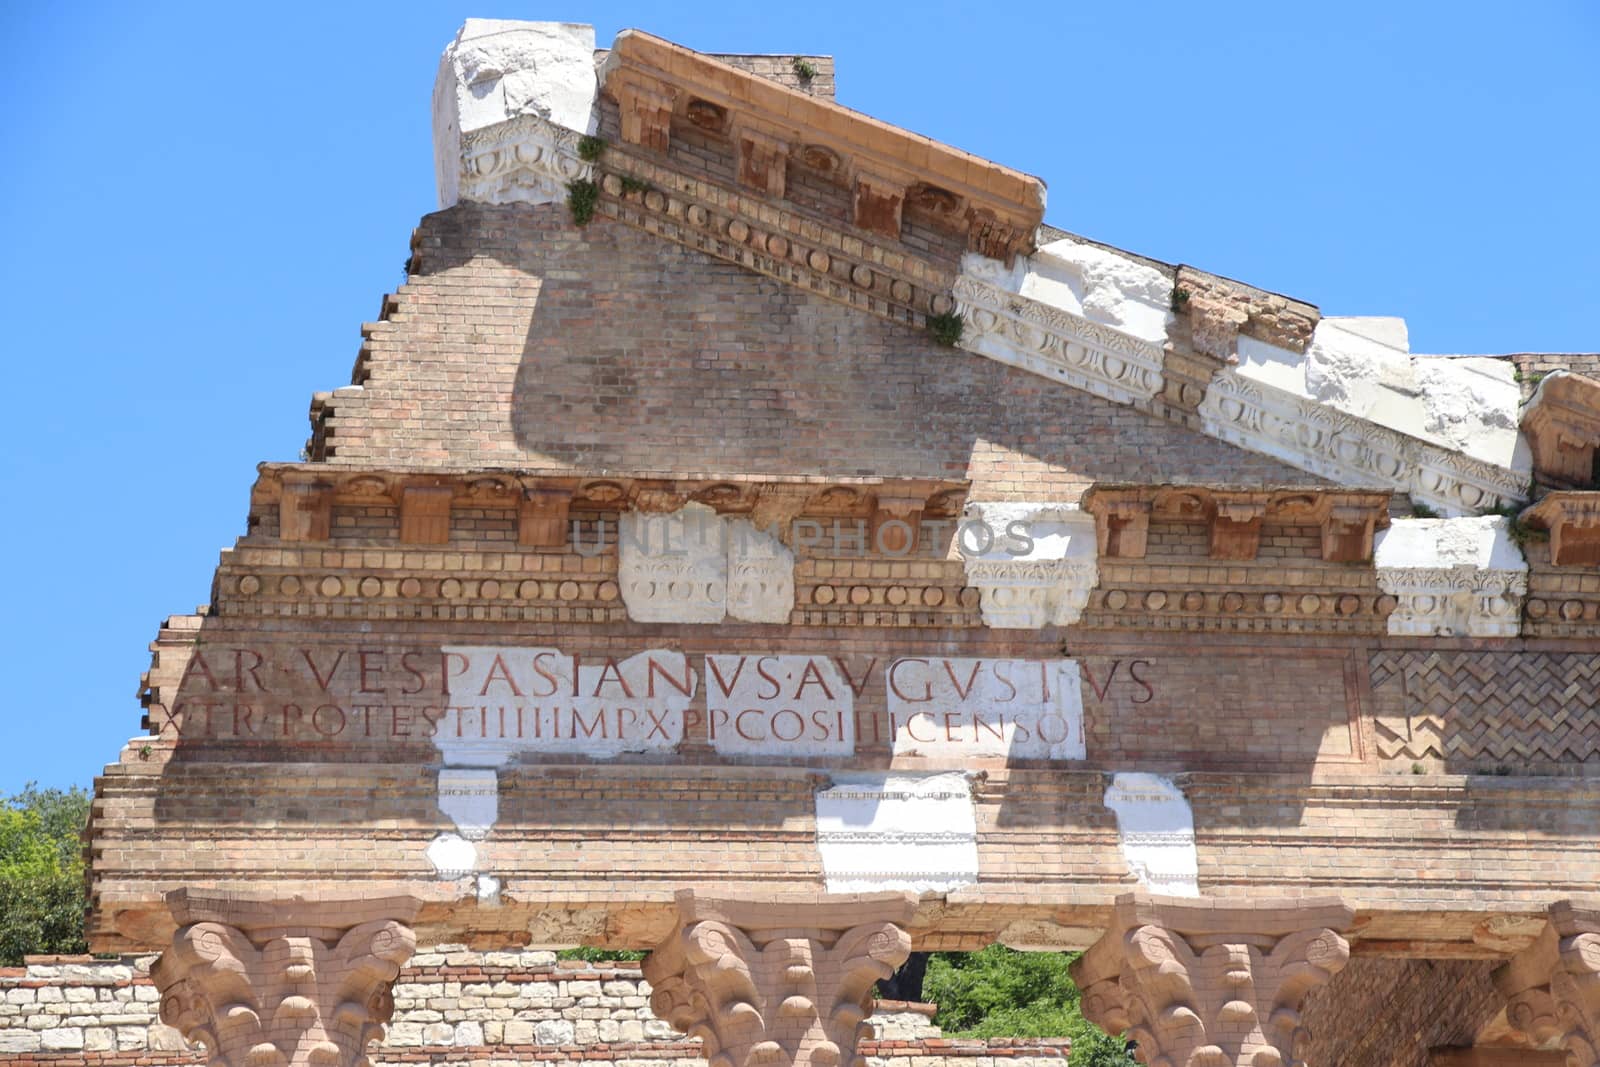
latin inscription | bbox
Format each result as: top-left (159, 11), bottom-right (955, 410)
top-left (162, 645), bottom-right (1157, 762)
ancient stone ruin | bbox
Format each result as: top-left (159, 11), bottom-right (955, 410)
top-left (12, 17), bottom-right (1600, 1067)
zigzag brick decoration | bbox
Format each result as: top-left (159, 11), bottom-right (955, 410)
top-left (1371, 650), bottom-right (1600, 765)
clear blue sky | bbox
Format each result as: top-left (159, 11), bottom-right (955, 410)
top-left (2, 2), bottom-right (1596, 791)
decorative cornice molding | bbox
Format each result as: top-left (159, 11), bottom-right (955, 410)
top-left (1522, 371), bottom-right (1600, 489)
top-left (960, 503), bottom-right (1099, 630)
top-left (1523, 491), bottom-right (1600, 567)
top-left (1081, 485), bottom-right (1391, 563)
top-left (1374, 518), bottom-right (1529, 638)
top-left (1376, 566), bottom-right (1528, 639)
top-left (456, 113), bottom-right (594, 207)
top-left (599, 30), bottom-right (1045, 264)
top-left (953, 273), bottom-right (1165, 407)
top-left (1200, 368), bottom-right (1529, 515)
top-left (253, 466), bottom-right (968, 544)
top-left (963, 558), bottom-right (1099, 629)
top-left (593, 150), bottom-right (956, 325)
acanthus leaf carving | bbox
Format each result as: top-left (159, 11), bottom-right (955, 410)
top-left (151, 897), bottom-right (418, 1067)
top-left (457, 113), bottom-right (594, 207)
top-left (1496, 902), bottom-right (1600, 1067)
top-left (643, 893), bottom-right (914, 1067)
top-left (1199, 367), bottom-right (1527, 516)
top-left (1072, 894), bottom-right (1353, 1067)
top-left (954, 274), bottom-right (1165, 408)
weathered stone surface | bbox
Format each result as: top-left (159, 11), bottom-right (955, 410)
top-left (956, 251), bottom-right (1166, 407)
top-left (1303, 318), bottom-right (1523, 470)
top-left (1375, 517), bottom-right (1528, 637)
top-left (434, 19), bottom-right (599, 206)
top-left (620, 506), bottom-right (795, 625)
top-left (960, 502), bottom-right (1099, 629)
top-left (814, 773), bottom-right (979, 894)
top-left (1103, 773), bottom-right (1198, 897)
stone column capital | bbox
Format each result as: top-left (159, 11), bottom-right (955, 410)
top-left (150, 891), bottom-right (421, 1067)
top-left (1070, 892), bottom-right (1355, 1067)
top-left (1494, 898), bottom-right (1600, 1066)
top-left (643, 890), bottom-right (915, 1067)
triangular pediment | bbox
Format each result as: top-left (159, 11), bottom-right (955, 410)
top-left (427, 19), bottom-right (1536, 518)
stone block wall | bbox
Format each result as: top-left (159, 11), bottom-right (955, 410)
top-left (0, 953), bottom-right (1070, 1067)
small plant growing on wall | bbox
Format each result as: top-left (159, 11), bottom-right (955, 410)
top-left (927, 311), bottom-right (964, 348)
top-left (576, 135), bottom-right (606, 163)
top-left (791, 57), bottom-right (818, 81)
top-left (1488, 503), bottom-right (1547, 549)
top-left (619, 175), bottom-right (653, 195)
top-left (1170, 285), bottom-right (1191, 312)
top-left (567, 179), bottom-right (600, 226)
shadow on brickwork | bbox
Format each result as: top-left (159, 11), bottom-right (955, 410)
top-left (1298, 957), bottom-right (1506, 1067)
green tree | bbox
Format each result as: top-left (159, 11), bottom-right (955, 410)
top-left (0, 784), bottom-right (91, 964)
top-left (924, 946), bottom-right (1133, 1067)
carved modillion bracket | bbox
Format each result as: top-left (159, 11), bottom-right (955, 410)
top-left (399, 485), bottom-right (453, 545)
top-left (1523, 492), bottom-right (1600, 567)
top-left (1082, 486), bottom-right (1391, 564)
top-left (870, 494), bottom-right (924, 555)
top-left (615, 75), bottom-right (677, 154)
top-left (853, 171), bottom-right (905, 241)
top-left (735, 123), bottom-right (790, 199)
top-left (1089, 499), bottom-right (1151, 560)
top-left (1209, 495), bottom-right (1267, 561)
top-left (520, 487), bottom-right (571, 548)
top-left (280, 477), bottom-right (334, 543)
top-left (1522, 372), bottom-right (1600, 489)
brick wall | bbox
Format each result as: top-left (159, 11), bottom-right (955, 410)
top-left (1509, 353), bottom-right (1600, 400)
top-left (318, 201), bottom-right (1318, 499)
top-left (1299, 957), bottom-right (1505, 1067)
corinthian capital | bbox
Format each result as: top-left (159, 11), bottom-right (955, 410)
top-left (1495, 899), bottom-right (1600, 1066)
top-left (150, 891), bottom-right (420, 1067)
top-left (1071, 892), bottom-right (1354, 1067)
top-left (643, 890), bottom-right (915, 1067)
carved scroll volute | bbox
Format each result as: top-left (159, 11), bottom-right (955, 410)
top-left (327, 919), bottom-right (418, 1063)
top-left (1559, 931), bottom-right (1600, 1065)
top-left (684, 920), bottom-right (768, 1067)
top-left (1497, 924), bottom-right (1567, 1050)
top-left (824, 922), bottom-right (913, 1067)
top-left (1121, 924), bottom-right (1204, 1067)
top-left (1258, 927), bottom-right (1352, 1067)
top-left (1497, 903), bottom-right (1600, 1064)
top-left (154, 922), bottom-right (263, 1063)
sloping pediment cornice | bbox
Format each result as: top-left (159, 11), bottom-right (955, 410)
top-left (428, 20), bottom-right (1545, 521)
top-left (598, 30), bottom-right (1047, 264)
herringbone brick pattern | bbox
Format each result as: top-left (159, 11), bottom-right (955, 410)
top-left (1371, 650), bottom-right (1600, 764)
